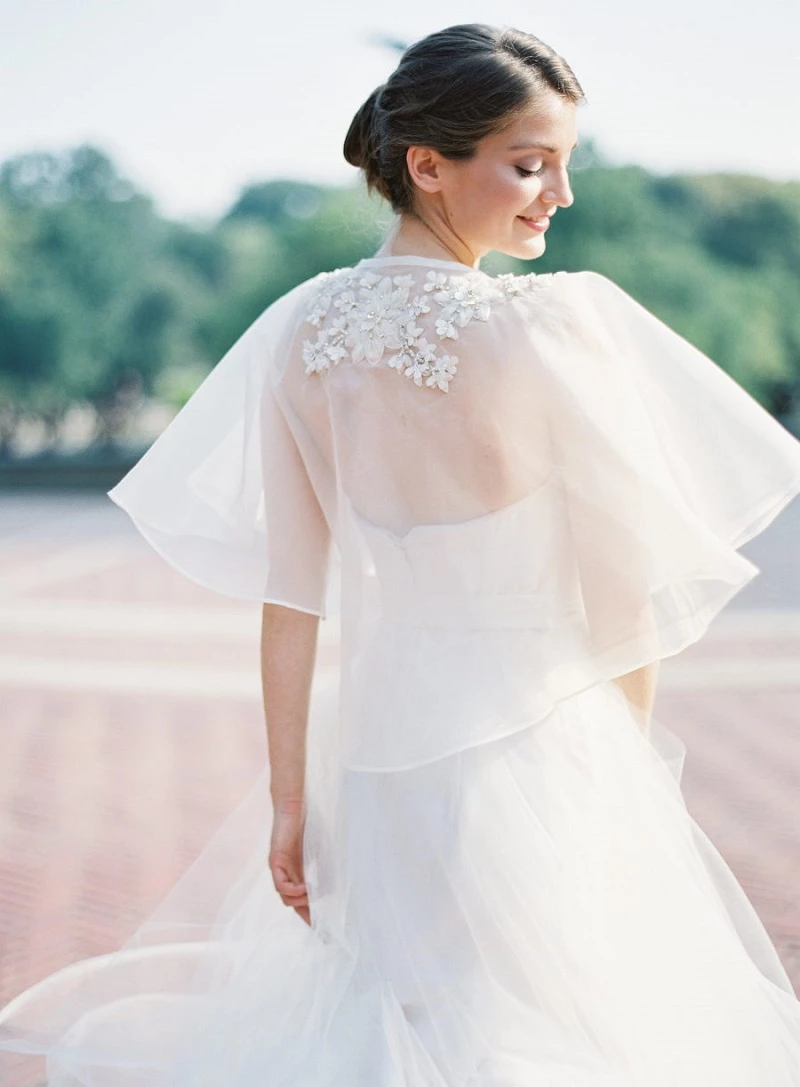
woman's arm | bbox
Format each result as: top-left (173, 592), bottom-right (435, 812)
top-left (261, 601), bottom-right (321, 925)
top-left (261, 601), bottom-right (321, 801)
top-left (612, 659), bottom-right (660, 737)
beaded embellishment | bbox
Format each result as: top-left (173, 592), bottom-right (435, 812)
top-left (301, 267), bottom-right (558, 393)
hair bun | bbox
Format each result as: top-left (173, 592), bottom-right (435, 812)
top-left (343, 85), bottom-right (385, 171)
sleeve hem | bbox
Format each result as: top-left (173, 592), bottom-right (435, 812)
top-left (107, 489), bottom-right (327, 619)
top-left (722, 474), bottom-right (800, 551)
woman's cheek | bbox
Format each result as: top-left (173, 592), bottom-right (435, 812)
top-left (498, 174), bottom-right (527, 203)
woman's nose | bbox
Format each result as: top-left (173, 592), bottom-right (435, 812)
top-left (544, 171), bottom-right (574, 209)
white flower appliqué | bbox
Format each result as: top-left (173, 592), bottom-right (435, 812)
top-left (302, 266), bottom-right (557, 392)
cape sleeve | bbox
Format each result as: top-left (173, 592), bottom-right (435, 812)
top-left (531, 269), bottom-right (800, 689)
top-left (107, 281), bottom-right (335, 618)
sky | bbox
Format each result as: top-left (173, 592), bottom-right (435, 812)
top-left (2, 0), bottom-right (798, 225)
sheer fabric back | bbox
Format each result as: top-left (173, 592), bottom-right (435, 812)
top-left (107, 253), bottom-right (800, 770)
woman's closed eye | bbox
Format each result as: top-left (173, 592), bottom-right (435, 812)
top-left (516, 165), bottom-right (545, 178)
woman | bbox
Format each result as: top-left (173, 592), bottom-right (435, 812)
top-left (2, 22), bottom-right (800, 1086)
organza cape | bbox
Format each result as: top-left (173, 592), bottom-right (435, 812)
top-left (104, 254), bottom-right (800, 770)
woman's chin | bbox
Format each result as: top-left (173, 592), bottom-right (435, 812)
top-left (498, 239), bottom-right (546, 262)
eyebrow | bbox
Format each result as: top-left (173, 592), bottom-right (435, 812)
top-left (507, 141), bottom-right (579, 152)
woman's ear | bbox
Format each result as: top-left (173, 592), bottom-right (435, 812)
top-left (406, 146), bottom-right (445, 195)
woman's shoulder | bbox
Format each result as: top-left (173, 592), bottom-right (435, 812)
top-left (300, 258), bottom-right (587, 306)
top-left (297, 260), bottom-right (614, 328)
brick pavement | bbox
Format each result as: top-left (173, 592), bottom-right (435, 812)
top-left (0, 507), bottom-right (798, 1085)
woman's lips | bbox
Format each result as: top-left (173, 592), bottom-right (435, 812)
top-left (517, 215), bottom-right (549, 232)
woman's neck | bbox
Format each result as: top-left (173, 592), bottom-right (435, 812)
top-left (374, 213), bottom-right (481, 269)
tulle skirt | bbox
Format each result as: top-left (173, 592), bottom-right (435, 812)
top-left (1, 679), bottom-right (799, 1086)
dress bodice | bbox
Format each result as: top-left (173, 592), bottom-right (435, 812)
top-left (349, 477), bottom-right (567, 631)
top-left (338, 476), bottom-right (588, 770)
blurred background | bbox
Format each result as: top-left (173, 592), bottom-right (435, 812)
top-left (2, 0), bottom-right (800, 472)
top-left (1, 0), bottom-right (799, 1068)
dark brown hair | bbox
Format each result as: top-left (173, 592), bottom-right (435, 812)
top-left (343, 24), bottom-right (586, 214)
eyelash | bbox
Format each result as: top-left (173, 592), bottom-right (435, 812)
top-left (516, 166), bottom-right (545, 178)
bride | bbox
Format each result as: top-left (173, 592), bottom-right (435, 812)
top-left (3, 22), bottom-right (800, 1087)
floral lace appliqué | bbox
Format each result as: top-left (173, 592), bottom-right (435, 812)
top-left (302, 267), bottom-right (558, 393)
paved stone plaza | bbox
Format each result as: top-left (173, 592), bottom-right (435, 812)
top-left (0, 492), bottom-right (798, 1041)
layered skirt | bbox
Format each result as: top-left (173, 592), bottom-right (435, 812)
top-left (1, 678), bottom-right (799, 1086)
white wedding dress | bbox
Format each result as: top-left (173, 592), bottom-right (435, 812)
top-left (2, 254), bottom-right (800, 1085)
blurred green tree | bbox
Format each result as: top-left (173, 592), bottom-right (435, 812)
top-left (1, 143), bottom-right (798, 457)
